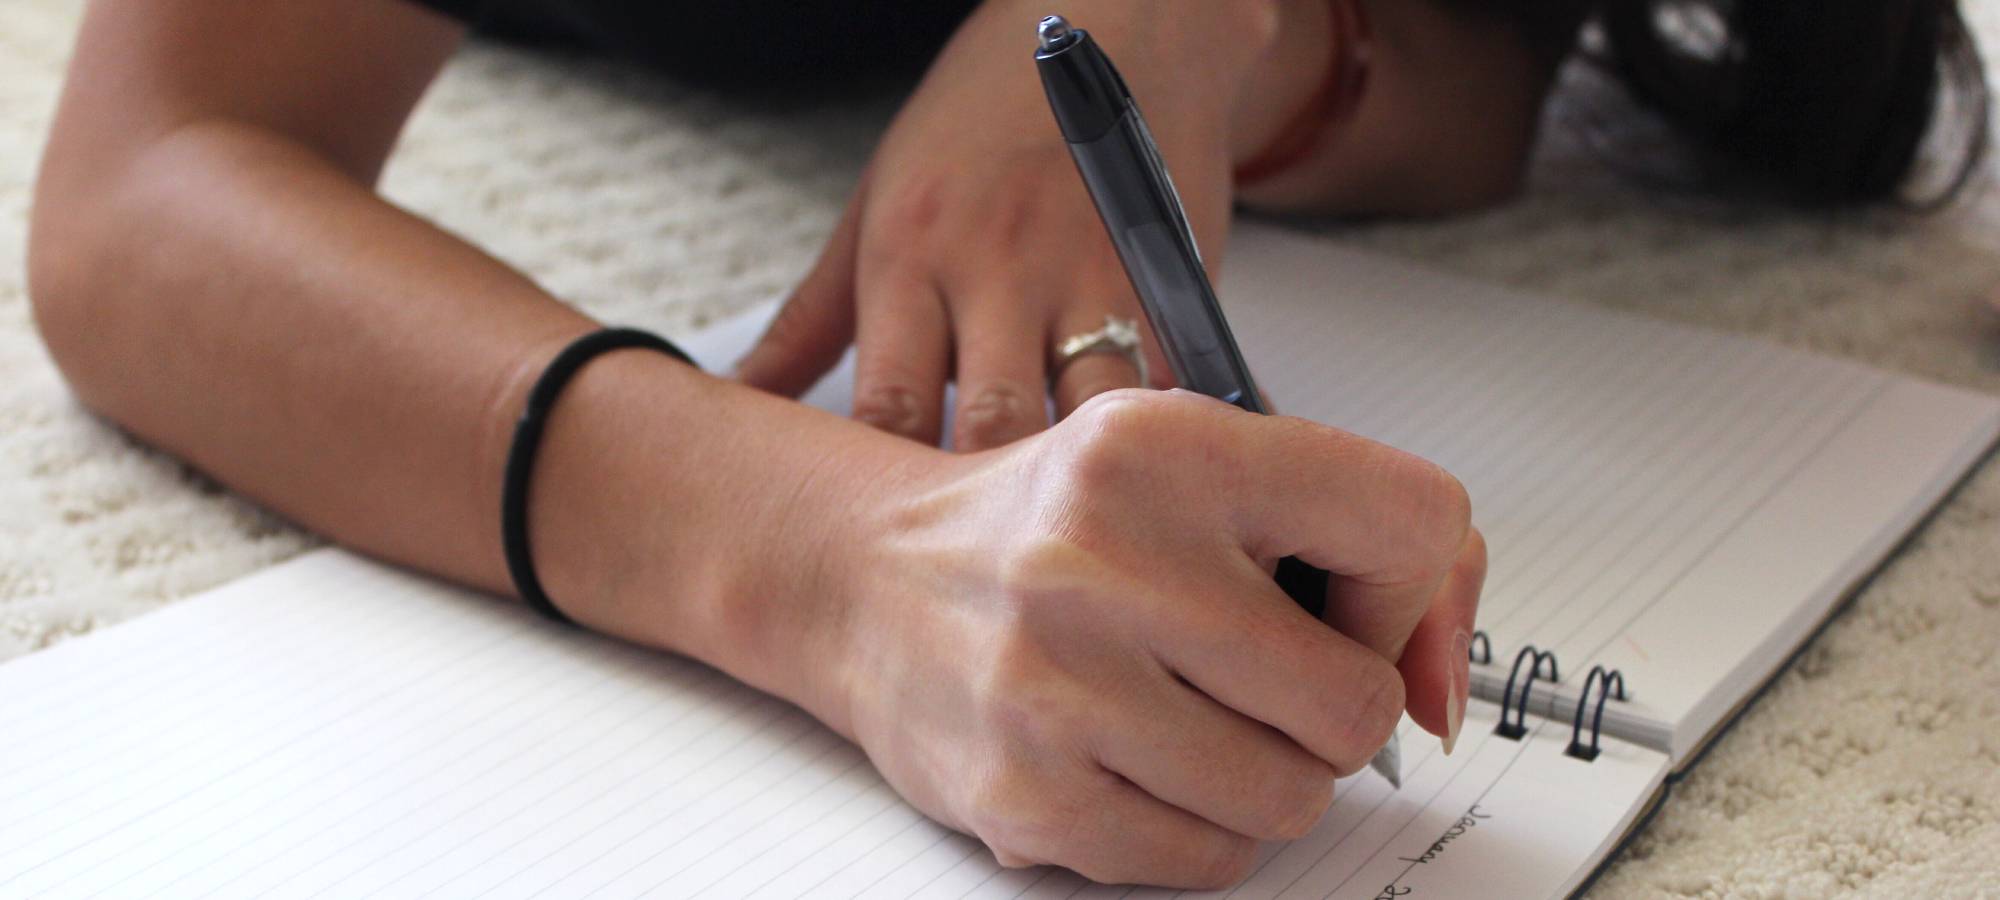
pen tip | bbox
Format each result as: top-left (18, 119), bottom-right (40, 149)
top-left (1369, 739), bottom-right (1402, 790)
top-left (1037, 16), bottom-right (1073, 51)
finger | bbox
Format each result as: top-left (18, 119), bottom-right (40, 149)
top-left (734, 178), bottom-right (866, 396)
top-left (1222, 417), bottom-right (1475, 664)
top-left (1049, 306), bottom-right (1147, 419)
top-left (1052, 352), bottom-right (1143, 421)
top-left (951, 290), bottom-right (1048, 452)
top-left (851, 266), bottom-right (950, 444)
top-left (1396, 528), bottom-right (1485, 748)
top-left (1319, 520), bottom-right (1464, 668)
top-left (992, 771), bottom-right (1258, 890)
top-left (1146, 566), bottom-right (1406, 776)
top-left (1095, 671), bottom-right (1338, 842)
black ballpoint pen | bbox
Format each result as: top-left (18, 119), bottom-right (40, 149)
top-left (1033, 14), bottom-right (1401, 789)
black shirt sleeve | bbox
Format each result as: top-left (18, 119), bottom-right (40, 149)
top-left (403, 0), bottom-right (484, 24)
top-left (395, 0), bottom-right (980, 89)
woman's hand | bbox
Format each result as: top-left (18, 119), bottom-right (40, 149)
top-left (546, 373), bottom-right (1476, 890)
top-left (774, 389), bottom-right (1481, 889)
top-left (733, 0), bottom-right (1326, 452)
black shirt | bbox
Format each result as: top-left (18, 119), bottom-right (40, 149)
top-left (407, 0), bottom-right (980, 89)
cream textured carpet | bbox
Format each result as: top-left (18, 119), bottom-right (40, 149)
top-left (4, 2), bottom-right (1999, 896)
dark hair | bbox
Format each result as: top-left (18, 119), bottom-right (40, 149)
top-left (1452, 0), bottom-right (1992, 207)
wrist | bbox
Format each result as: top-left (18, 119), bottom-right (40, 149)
top-left (1229, 0), bottom-right (1342, 168)
top-left (684, 392), bottom-right (946, 740)
top-left (522, 350), bottom-right (937, 735)
top-left (978, 0), bottom-right (1282, 114)
top-left (971, 0), bottom-right (1330, 170)
top-left (519, 350), bottom-right (729, 650)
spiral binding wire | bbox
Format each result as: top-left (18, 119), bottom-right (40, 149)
top-left (1566, 665), bottom-right (1627, 761)
top-left (1468, 630), bottom-right (1492, 665)
top-left (1494, 645), bottom-right (1559, 740)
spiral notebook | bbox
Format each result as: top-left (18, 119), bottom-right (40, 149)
top-left (3, 224), bottom-right (1994, 898)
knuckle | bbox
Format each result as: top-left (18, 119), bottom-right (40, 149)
top-left (852, 382), bottom-right (925, 436)
top-left (1457, 526), bottom-right (1490, 585)
top-left (986, 185), bottom-right (1040, 247)
top-left (1328, 659), bottom-right (1405, 776)
top-left (1061, 412), bottom-right (1140, 492)
top-left (1186, 835), bottom-right (1260, 890)
top-left (955, 382), bottom-right (1039, 449)
top-left (979, 159), bottom-right (1082, 244)
top-left (1372, 452), bottom-right (1473, 583)
top-left (1249, 760), bottom-right (1338, 841)
top-left (1427, 467), bottom-right (1474, 543)
top-left (966, 782), bottom-right (1038, 864)
top-left (1069, 387), bottom-right (1157, 433)
top-left (1407, 459), bottom-right (1472, 557)
top-left (1320, 656), bottom-right (1416, 776)
top-left (869, 181), bottom-right (947, 242)
top-left (1060, 389), bottom-right (1185, 489)
top-left (968, 766), bottom-right (1090, 869)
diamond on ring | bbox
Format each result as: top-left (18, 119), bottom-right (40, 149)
top-left (1054, 316), bottom-right (1148, 387)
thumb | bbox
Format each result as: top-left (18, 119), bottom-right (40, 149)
top-left (734, 279), bottom-right (854, 397)
top-left (1395, 528), bottom-right (1485, 750)
top-left (734, 180), bottom-right (866, 396)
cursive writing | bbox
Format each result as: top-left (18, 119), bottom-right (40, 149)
top-left (1395, 803), bottom-right (1492, 866)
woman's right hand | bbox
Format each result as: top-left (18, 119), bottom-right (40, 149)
top-left (788, 388), bottom-right (1483, 888)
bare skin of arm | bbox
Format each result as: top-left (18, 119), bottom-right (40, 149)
top-left (29, 0), bottom-right (900, 751)
top-left (28, 0), bottom-right (1482, 887)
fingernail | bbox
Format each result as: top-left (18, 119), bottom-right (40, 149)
top-left (1444, 630), bottom-right (1470, 756)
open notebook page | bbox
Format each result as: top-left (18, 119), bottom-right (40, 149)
top-left (0, 550), bottom-right (1667, 899)
top-left (1214, 226), bottom-right (2000, 761)
top-left (676, 226), bottom-right (2000, 762)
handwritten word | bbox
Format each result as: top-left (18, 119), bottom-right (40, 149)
top-left (1395, 803), bottom-right (1493, 866)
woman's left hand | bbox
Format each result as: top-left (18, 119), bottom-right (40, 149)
top-left (732, 0), bottom-right (1296, 451)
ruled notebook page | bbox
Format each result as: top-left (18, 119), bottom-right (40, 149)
top-left (991, 707), bottom-right (1665, 900)
top-left (685, 226), bottom-right (2000, 762)
top-left (1215, 226), bottom-right (2000, 761)
top-left (0, 550), bottom-right (1666, 899)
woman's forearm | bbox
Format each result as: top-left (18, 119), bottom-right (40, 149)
top-left (33, 120), bottom-right (597, 594)
top-left (28, 118), bottom-right (913, 720)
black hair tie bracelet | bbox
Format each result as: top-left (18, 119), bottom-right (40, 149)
top-left (502, 327), bottom-right (696, 625)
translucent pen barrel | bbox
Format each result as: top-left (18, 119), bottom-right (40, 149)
top-left (1036, 19), bottom-right (1268, 412)
top-left (1064, 110), bottom-right (1270, 413)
